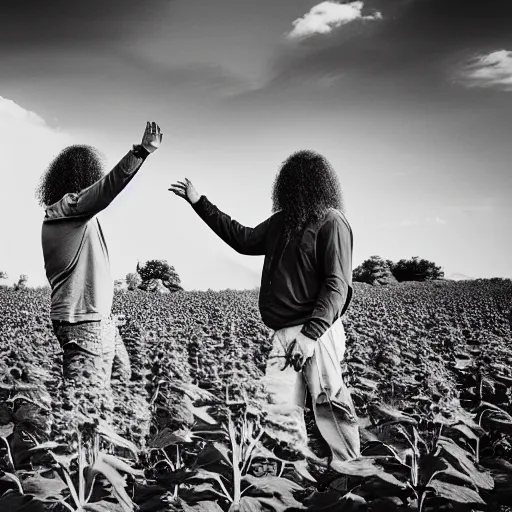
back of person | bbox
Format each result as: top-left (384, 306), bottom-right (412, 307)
top-left (259, 207), bottom-right (353, 333)
top-left (36, 122), bottom-right (163, 433)
top-left (43, 203), bottom-right (112, 323)
top-left (170, 149), bottom-right (361, 468)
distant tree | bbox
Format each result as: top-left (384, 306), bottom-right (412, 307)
top-left (126, 272), bottom-right (142, 291)
top-left (353, 256), bottom-right (398, 286)
top-left (14, 274), bottom-right (28, 291)
top-left (392, 256), bottom-right (444, 282)
top-left (136, 260), bottom-right (183, 292)
top-left (114, 279), bottom-right (126, 292)
top-left (0, 271), bottom-right (7, 280)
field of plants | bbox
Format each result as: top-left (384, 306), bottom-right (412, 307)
top-left (1, 279), bottom-right (512, 511)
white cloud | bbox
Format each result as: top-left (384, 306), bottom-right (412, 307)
top-left (455, 50), bottom-right (512, 91)
top-left (0, 95), bottom-right (73, 286)
top-left (426, 216), bottom-right (447, 225)
top-left (286, 1), bottom-right (382, 41)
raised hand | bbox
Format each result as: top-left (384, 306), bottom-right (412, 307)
top-left (141, 121), bottom-right (163, 153)
top-left (169, 178), bottom-right (201, 205)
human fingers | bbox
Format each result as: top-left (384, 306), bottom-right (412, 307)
top-left (169, 183), bottom-right (186, 193)
top-left (168, 187), bottom-right (186, 199)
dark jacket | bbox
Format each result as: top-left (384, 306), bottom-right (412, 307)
top-left (192, 196), bottom-right (353, 339)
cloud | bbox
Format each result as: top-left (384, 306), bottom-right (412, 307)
top-left (0, 96), bottom-right (72, 286)
top-left (259, 0), bottom-right (512, 97)
top-left (426, 216), bottom-right (447, 225)
top-left (286, 1), bottom-right (382, 41)
top-left (455, 50), bottom-right (512, 92)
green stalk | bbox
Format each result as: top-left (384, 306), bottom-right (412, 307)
top-left (228, 415), bottom-right (242, 507)
top-left (1, 436), bottom-right (16, 473)
top-left (77, 430), bottom-right (85, 506)
top-left (418, 490), bottom-right (428, 512)
top-left (173, 445), bottom-right (180, 499)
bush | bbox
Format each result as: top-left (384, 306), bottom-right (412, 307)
top-left (136, 260), bottom-right (183, 292)
top-left (125, 272), bottom-right (142, 291)
top-left (391, 256), bottom-right (444, 282)
top-left (13, 274), bottom-right (28, 291)
top-left (353, 256), bottom-right (398, 286)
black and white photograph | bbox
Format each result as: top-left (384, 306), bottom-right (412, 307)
top-left (1, 1), bottom-right (512, 511)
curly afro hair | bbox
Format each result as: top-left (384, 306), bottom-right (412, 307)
top-left (271, 149), bottom-right (344, 240)
top-left (36, 145), bottom-right (105, 207)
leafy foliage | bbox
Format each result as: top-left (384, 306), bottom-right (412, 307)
top-left (353, 256), bottom-right (398, 286)
top-left (1, 279), bottom-right (512, 511)
top-left (391, 256), bottom-right (444, 282)
top-left (125, 273), bottom-right (142, 291)
top-left (136, 260), bottom-right (183, 292)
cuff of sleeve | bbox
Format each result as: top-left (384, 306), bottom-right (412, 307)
top-left (191, 195), bottom-right (207, 211)
top-left (131, 144), bottom-right (150, 160)
top-left (300, 324), bottom-right (320, 341)
top-left (300, 324), bottom-right (321, 341)
top-left (192, 195), bottom-right (217, 217)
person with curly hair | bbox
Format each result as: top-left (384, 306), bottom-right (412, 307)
top-left (170, 150), bottom-right (360, 470)
top-left (37, 122), bottom-right (163, 429)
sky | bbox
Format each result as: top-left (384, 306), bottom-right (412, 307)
top-left (1, 0), bottom-right (511, 290)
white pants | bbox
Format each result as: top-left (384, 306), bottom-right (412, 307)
top-left (261, 318), bottom-right (360, 462)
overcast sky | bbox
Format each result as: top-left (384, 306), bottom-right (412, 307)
top-left (1, 0), bottom-right (511, 289)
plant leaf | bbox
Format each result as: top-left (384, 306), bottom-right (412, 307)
top-left (291, 460), bottom-right (316, 483)
top-left (21, 470), bottom-right (67, 502)
top-left (0, 422), bottom-right (14, 438)
top-left (195, 442), bottom-right (233, 468)
top-left (0, 491), bottom-right (45, 512)
top-left (84, 502), bottom-right (125, 511)
top-left (91, 453), bottom-right (136, 512)
top-left (149, 428), bottom-right (194, 448)
top-left (438, 439), bottom-right (494, 490)
top-left (181, 482), bottom-right (229, 502)
top-left (370, 404), bottom-right (417, 426)
top-left (28, 442), bottom-right (67, 453)
top-left (330, 457), bottom-right (407, 488)
top-left (97, 420), bottom-right (139, 458)
top-left (181, 501), bottom-right (224, 512)
top-left (428, 480), bottom-right (486, 504)
top-left (100, 453), bottom-right (145, 478)
top-left (450, 424), bottom-right (481, 442)
top-left (2, 471), bottom-right (22, 489)
top-left (189, 468), bottom-right (230, 490)
top-left (191, 405), bottom-right (217, 425)
top-left (242, 474), bottom-right (303, 496)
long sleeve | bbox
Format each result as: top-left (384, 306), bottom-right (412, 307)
top-left (301, 212), bottom-right (353, 340)
top-left (58, 147), bottom-right (149, 218)
top-left (192, 195), bottom-right (269, 255)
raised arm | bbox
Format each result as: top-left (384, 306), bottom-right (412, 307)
top-left (169, 179), bottom-right (269, 255)
top-left (301, 211), bottom-right (353, 340)
top-left (61, 122), bottom-right (163, 218)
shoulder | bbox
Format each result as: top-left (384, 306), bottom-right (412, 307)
top-left (320, 208), bottom-right (352, 231)
top-left (44, 193), bottom-right (79, 220)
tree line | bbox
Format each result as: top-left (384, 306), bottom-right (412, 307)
top-left (353, 255), bottom-right (444, 286)
top-left (0, 255), bottom-right (449, 292)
